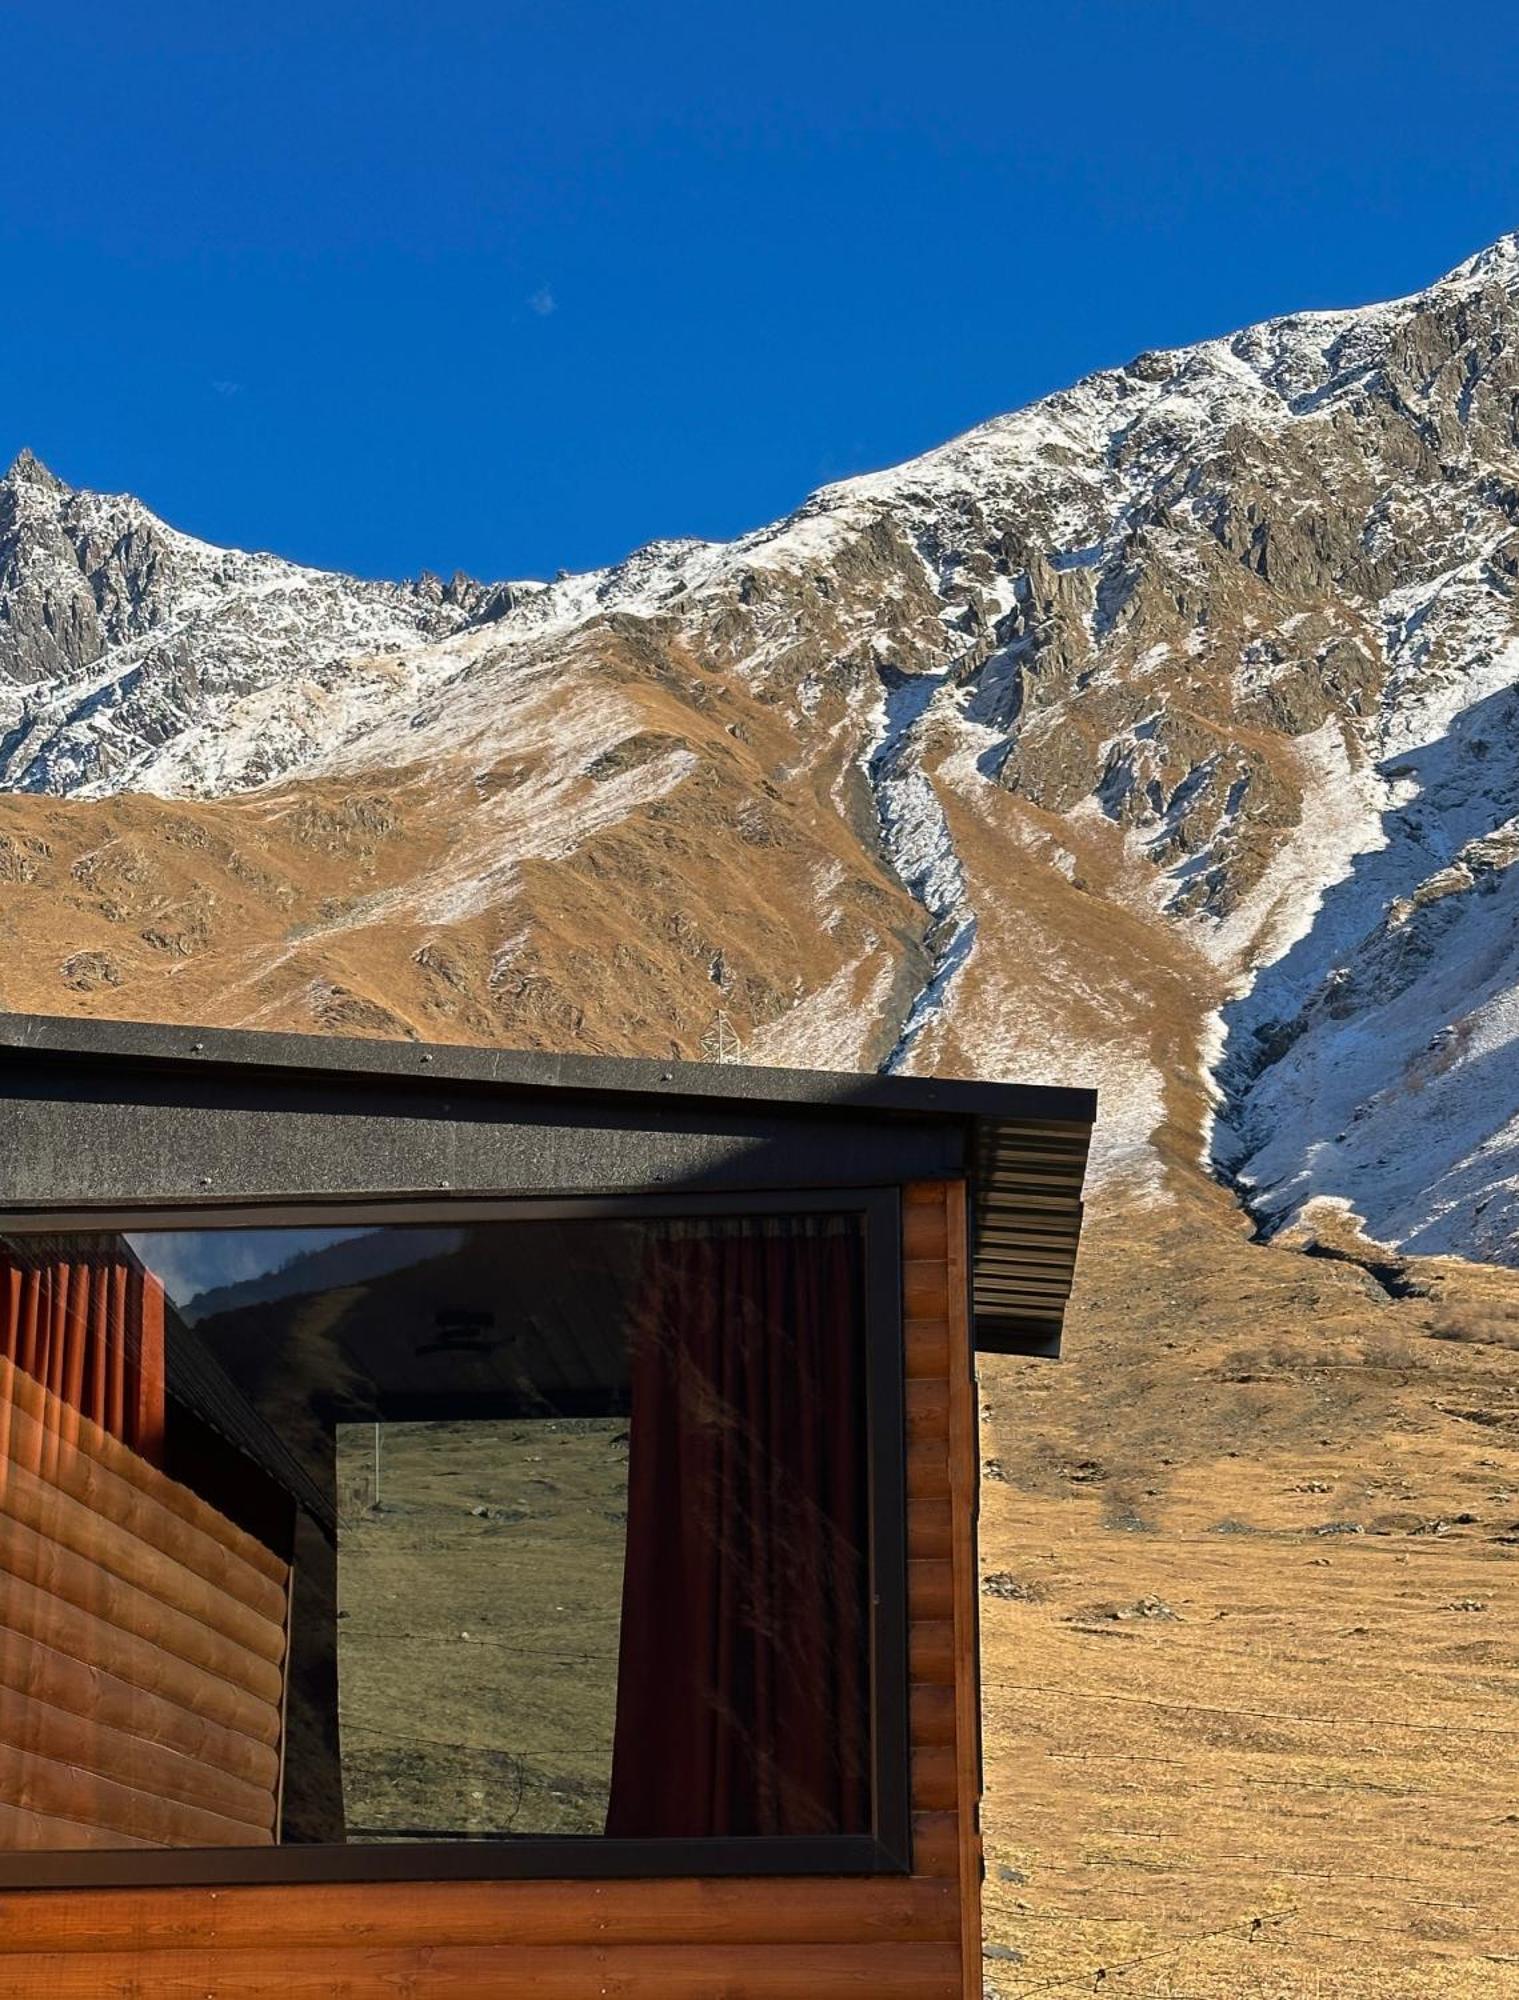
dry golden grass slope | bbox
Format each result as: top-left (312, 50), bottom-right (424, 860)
top-left (0, 716), bottom-right (922, 1065)
top-left (980, 1169), bottom-right (1519, 1999)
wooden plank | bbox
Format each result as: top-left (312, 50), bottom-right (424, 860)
top-left (0, 1513), bottom-right (285, 1707)
top-left (0, 1739), bottom-right (270, 1850)
top-left (904, 1318), bottom-right (949, 1380)
top-left (0, 1801), bottom-right (156, 1852)
top-left (903, 1261), bottom-right (950, 1321)
top-left (0, 1876), bottom-right (959, 1953)
top-left (911, 1682), bottom-right (956, 1748)
top-left (901, 1203), bottom-right (949, 1261)
top-left (906, 1440), bottom-right (949, 1499)
top-left (907, 1497), bottom-right (952, 1561)
top-left (908, 1558), bottom-right (953, 1621)
top-left (0, 1572), bottom-right (281, 1745)
top-left (0, 1355), bottom-right (286, 1588)
top-left (0, 1361), bottom-right (287, 1617)
top-left (905, 1377), bottom-right (949, 1438)
top-left (911, 1810), bottom-right (959, 1879)
top-left (943, 1178), bottom-right (983, 2000)
top-left (908, 1620), bottom-right (954, 1685)
top-left (912, 1744), bottom-right (957, 1812)
top-left (901, 1178), bottom-right (970, 2000)
top-left (0, 1454), bottom-right (287, 1663)
top-left (0, 1942), bottom-right (962, 1999)
top-left (0, 1627), bottom-right (279, 1791)
top-left (902, 1183), bottom-right (947, 1209)
top-left (0, 1685), bottom-right (275, 1832)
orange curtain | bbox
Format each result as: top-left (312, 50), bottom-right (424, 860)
top-left (0, 1244), bottom-right (166, 1466)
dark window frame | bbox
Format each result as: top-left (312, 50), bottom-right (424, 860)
top-left (0, 1184), bottom-right (911, 1889)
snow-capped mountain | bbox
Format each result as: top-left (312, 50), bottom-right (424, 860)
top-left (4, 233), bottom-right (1519, 1265)
top-left (0, 449), bottom-right (528, 794)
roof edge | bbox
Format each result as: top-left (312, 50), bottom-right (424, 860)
top-left (0, 1011), bottom-right (1099, 1128)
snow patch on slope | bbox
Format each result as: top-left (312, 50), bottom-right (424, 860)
top-left (861, 666), bottom-right (979, 1073)
top-left (1205, 719), bottom-right (1391, 978)
top-left (745, 948), bottom-right (898, 1071)
top-left (1213, 639), bottom-right (1519, 1261)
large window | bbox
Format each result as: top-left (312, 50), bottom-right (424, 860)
top-left (0, 1196), bottom-right (907, 1884)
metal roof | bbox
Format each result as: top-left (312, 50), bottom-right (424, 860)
top-left (0, 1013), bottom-right (1096, 1357)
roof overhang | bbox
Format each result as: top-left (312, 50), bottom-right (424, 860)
top-left (0, 1014), bottom-right (1096, 1357)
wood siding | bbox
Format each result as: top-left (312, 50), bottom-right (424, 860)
top-left (0, 1353), bottom-right (288, 1856)
top-left (904, 1176), bottom-right (984, 2000)
top-left (0, 1180), bottom-right (981, 2000)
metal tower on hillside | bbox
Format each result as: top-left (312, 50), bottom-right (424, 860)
top-left (700, 1009), bottom-right (744, 1065)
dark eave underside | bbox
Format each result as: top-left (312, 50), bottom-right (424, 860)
top-left (0, 1013), bottom-right (1096, 1356)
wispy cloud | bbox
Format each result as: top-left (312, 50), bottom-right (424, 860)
top-left (211, 379), bottom-right (244, 397)
top-left (527, 286), bottom-right (556, 318)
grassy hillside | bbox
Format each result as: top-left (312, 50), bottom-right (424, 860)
top-left (980, 1189), bottom-right (1519, 1997)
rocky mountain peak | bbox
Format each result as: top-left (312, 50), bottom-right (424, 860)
top-left (1439, 228), bottom-right (1519, 290)
top-left (3, 446), bottom-right (69, 493)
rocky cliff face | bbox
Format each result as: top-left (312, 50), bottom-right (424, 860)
top-left (4, 233), bottom-right (1519, 1261)
top-left (0, 450), bottom-right (523, 794)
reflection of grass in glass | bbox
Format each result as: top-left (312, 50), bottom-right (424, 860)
top-left (335, 1418), bottom-right (628, 1840)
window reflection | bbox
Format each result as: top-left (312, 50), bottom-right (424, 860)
top-left (0, 1213), bottom-right (872, 1857)
top-left (336, 1417), bottom-right (628, 1840)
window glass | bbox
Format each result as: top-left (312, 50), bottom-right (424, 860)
top-left (0, 1212), bottom-right (873, 1861)
top-left (335, 1416), bottom-right (629, 1841)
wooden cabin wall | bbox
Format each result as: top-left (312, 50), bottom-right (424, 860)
top-left (0, 1353), bottom-right (288, 1854)
top-left (903, 1176), bottom-right (984, 2000)
top-left (0, 1178), bottom-right (982, 2000)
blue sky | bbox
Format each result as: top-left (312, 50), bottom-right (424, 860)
top-left (4, 1), bottom-right (1517, 585)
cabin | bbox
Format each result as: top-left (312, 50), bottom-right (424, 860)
top-left (0, 1013), bottom-right (1094, 2000)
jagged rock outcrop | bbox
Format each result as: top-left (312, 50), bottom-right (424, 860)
top-left (0, 451), bottom-right (509, 792)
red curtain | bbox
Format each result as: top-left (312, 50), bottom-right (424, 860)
top-left (0, 1242), bottom-right (167, 1467)
top-left (605, 1214), bottom-right (871, 1839)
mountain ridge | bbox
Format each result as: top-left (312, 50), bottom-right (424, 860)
top-left (7, 228), bottom-right (1518, 803)
top-left (4, 230), bottom-right (1519, 1266)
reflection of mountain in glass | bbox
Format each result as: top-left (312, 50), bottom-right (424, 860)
top-left (177, 1229), bottom-right (457, 1324)
top-left (184, 1225), bottom-right (638, 1423)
